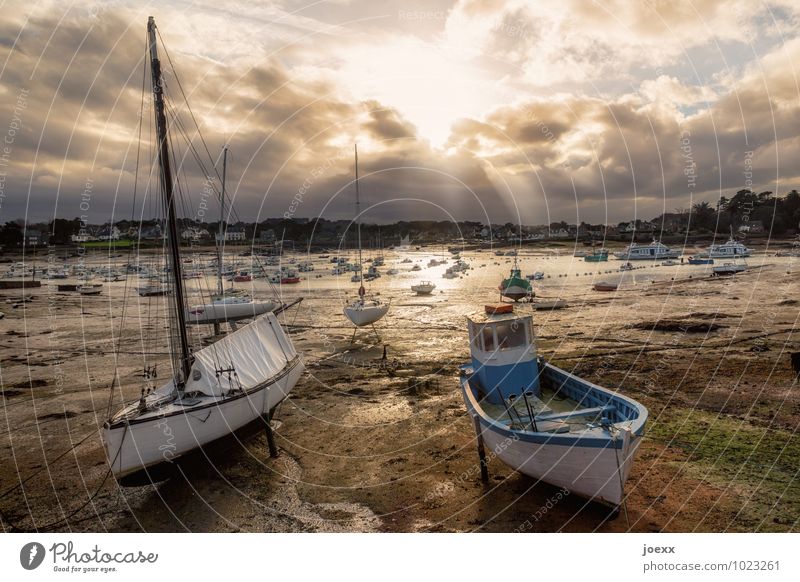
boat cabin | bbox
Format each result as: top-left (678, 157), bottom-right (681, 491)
top-left (467, 313), bottom-right (540, 405)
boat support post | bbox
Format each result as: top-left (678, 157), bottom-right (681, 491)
top-left (264, 411), bottom-right (279, 458)
top-left (473, 416), bottom-right (489, 483)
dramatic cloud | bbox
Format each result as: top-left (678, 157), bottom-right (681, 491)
top-left (1, 0), bottom-right (799, 226)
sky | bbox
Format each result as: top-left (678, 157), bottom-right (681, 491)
top-left (1, 0), bottom-right (799, 227)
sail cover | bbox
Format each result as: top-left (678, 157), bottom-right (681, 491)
top-left (184, 313), bottom-right (296, 397)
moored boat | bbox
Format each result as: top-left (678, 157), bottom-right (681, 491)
top-left (498, 259), bottom-right (533, 302)
top-left (712, 261), bottom-right (747, 276)
top-left (484, 304), bottom-right (513, 315)
top-left (613, 239), bottom-right (679, 260)
top-left (411, 280), bottom-right (436, 295)
top-left (343, 145), bottom-right (389, 331)
top-left (700, 235), bottom-right (753, 258)
top-left (584, 249), bottom-right (609, 262)
top-left (459, 312), bottom-right (648, 507)
top-left (103, 18), bottom-right (303, 482)
top-left (593, 281), bottom-right (618, 292)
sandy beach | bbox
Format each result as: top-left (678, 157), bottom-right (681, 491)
top-left (1, 242), bottom-right (798, 532)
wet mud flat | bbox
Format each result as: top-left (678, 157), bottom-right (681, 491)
top-left (0, 251), bottom-right (799, 532)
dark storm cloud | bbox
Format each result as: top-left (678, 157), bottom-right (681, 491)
top-left (2, 1), bottom-right (800, 227)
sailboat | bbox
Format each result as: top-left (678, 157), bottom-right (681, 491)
top-left (343, 145), bottom-right (389, 330)
top-left (186, 146), bottom-right (277, 328)
top-left (102, 17), bottom-right (304, 482)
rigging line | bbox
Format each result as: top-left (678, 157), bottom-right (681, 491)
top-left (156, 27), bottom-right (222, 184)
top-left (157, 40), bottom-right (282, 306)
top-left (163, 100), bottom-right (236, 376)
top-left (107, 32), bottom-right (150, 418)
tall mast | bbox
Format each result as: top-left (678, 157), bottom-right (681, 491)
top-left (354, 144), bottom-right (364, 293)
top-left (217, 145), bottom-right (227, 296)
top-left (148, 16), bottom-right (191, 387)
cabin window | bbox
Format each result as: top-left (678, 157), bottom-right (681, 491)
top-left (495, 322), bottom-right (527, 350)
top-left (481, 326), bottom-right (496, 351)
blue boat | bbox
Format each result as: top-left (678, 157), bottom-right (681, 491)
top-left (687, 257), bottom-right (714, 265)
top-left (459, 312), bottom-right (648, 507)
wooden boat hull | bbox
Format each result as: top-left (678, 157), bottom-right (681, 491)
top-left (102, 356), bottom-right (303, 480)
top-left (485, 304), bottom-right (513, 315)
top-left (593, 283), bottom-right (618, 291)
top-left (460, 361), bottom-right (647, 507)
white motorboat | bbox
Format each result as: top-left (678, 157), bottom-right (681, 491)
top-left (102, 18), bottom-right (303, 483)
top-left (411, 281), bottom-right (436, 295)
top-left (77, 284), bottom-right (102, 296)
top-left (700, 235), bottom-right (753, 258)
top-left (613, 239), bottom-right (680, 260)
top-left (712, 261), bottom-right (747, 276)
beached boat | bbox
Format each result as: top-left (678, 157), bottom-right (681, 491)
top-left (188, 147), bottom-right (277, 328)
top-left (138, 285), bottom-right (170, 297)
top-left (77, 283), bottom-right (103, 296)
top-left (498, 259), bottom-right (533, 302)
top-left (712, 261), bottom-right (747, 276)
top-left (687, 257), bottom-right (714, 265)
top-left (613, 240), bottom-right (680, 260)
top-left (661, 259), bottom-right (678, 266)
top-left (584, 249), bottom-right (609, 262)
top-left (526, 272), bottom-right (544, 281)
top-left (699, 235), bottom-right (753, 258)
top-left (411, 281), bottom-right (436, 295)
top-left (103, 18), bottom-right (303, 482)
top-left (593, 282), bottom-right (618, 292)
top-left (484, 304), bottom-right (513, 315)
top-left (618, 262), bottom-right (634, 271)
top-left (343, 145), bottom-right (389, 330)
top-left (460, 312), bottom-right (647, 507)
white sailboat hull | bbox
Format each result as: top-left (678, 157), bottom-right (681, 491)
top-left (186, 300), bottom-right (278, 324)
top-left (344, 301), bottom-right (389, 326)
top-left (102, 359), bottom-right (302, 479)
top-left (103, 313), bottom-right (303, 480)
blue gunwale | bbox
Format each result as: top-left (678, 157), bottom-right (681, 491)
top-left (461, 358), bottom-right (648, 449)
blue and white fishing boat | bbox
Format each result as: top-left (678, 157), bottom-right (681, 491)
top-left (459, 311), bottom-right (648, 507)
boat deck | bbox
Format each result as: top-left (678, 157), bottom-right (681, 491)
top-left (478, 385), bottom-right (613, 436)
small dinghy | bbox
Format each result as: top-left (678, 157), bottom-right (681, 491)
top-left (78, 284), bottom-right (103, 296)
top-left (459, 312), bottom-right (648, 507)
top-left (593, 281), bottom-right (618, 292)
top-left (712, 261), bottom-right (747, 276)
top-left (411, 281), bottom-right (436, 295)
top-left (688, 257), bottom-right (714, 265)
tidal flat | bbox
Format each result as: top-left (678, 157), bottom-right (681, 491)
top-left (1, 244), bottom-right (798, 532)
